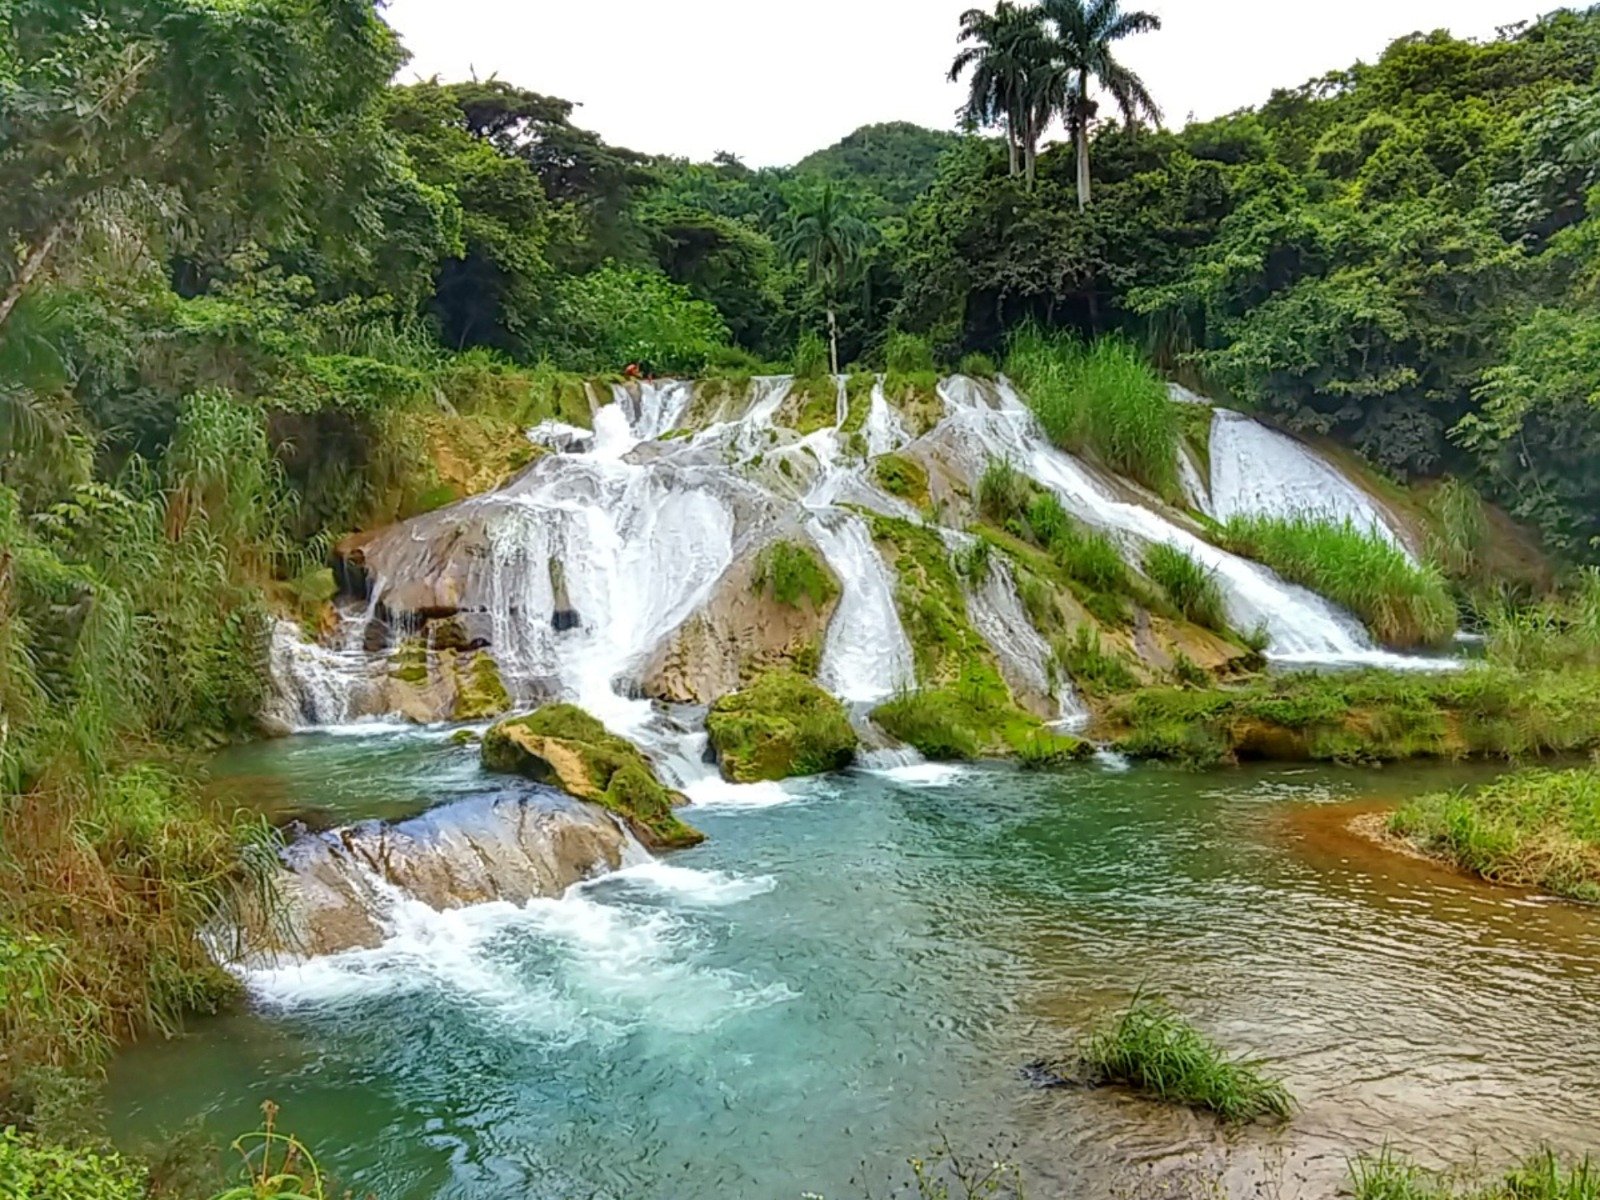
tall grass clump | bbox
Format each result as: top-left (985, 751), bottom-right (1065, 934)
top-left (1143, 544), bottom-right (1229, 634)
top-left (792, 330), bottom-right (830, 378)
top-left (1221, 514), bottom-right (1456, 648)
top-left (978, 456), bottom-right (1031, 525)
top-left (751, 539), bottom-right (839, 608)
top-left (1351, 1147), bottom-right (1600, 1200)
top-left (1482, 568), bottom-right (1600, 671)
top-left (1006, 328), bottom-right (1180, 502)
top-left (1078, 994), bottom-right (1294, 1122)
top-left (1389, 767), bottom-right (1600, 901)
top-left (1425, 477), bottom-right (1490, 582)
top-left (884, 329), bottom-right (936, 377)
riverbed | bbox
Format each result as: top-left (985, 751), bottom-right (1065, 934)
top-left (109, 734), bottom-right (1600, 1199)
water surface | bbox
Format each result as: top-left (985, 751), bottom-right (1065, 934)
top-left (112, 743), bottom-right (1600, 1198)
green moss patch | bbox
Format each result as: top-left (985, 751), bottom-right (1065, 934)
top-left (454, 651), bottom-right (512, 720)
top-left (841, 372), bottom-right (875, 434)
top-left (1389, 767), bottom-right (1600, 902)
top-left (873, 453), bottom-right (929, 507)
top-left (751, 539), bottom-right (839, 608)
top-left (1104, 666), bottom-right (1600, 768)
top-left (483, 704), bottom-right (704, 849)
top-left (707, 670), bottom-right (856, 782)
top-left (780, 377), bottom-right (841, 434)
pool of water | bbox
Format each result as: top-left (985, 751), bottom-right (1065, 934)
top-left (111, 741), bottom-right (1600, 1199)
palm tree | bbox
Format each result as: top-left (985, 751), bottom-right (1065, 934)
top-left (779, 183), bottom-right (873, 374)
top-left (949, 3), bottom-right (1062, 186)
top-left (1041, 0), bottom-right (1162, 209)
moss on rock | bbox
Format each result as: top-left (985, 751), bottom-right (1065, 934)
top-left (482, 705), bottom-right (704, 849)
top-left (454, 650), bottom-right (512, 720)
top-left (873, 453), bottom-right (930, 507)
top-left (706, 670), bottom-right (857, 782)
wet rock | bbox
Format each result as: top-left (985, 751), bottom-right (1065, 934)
top-left (706, 670), bottom-right (856, 782)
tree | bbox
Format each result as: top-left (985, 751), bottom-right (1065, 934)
top-left (949, 3), bottom-right (1063, 187)
top-left (779, 184), bottom-right (874, 373)
top-left (1041, 0), bottom-right (1162, 208)
top-left (0, 0), bottom-right (408, 332)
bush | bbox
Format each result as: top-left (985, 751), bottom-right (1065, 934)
top-left (1053, 526), bottom-right (1130, 595)
top-left (751, 540), bottom-right (839, 608)
top-left (1389, 767), bottom-right (1600, 901)
top-left (1144, 543), bottom-right (1229, 634)
top-left (957, 351), bottom-right (998, 379)
top-left (1007, 329), bottom-right (1180, 501)
top-left (0, 1128), bottom-right (146, 1200)
top-left (1221, 514), bottom-right (1456, 648)
top-left (792, 330), bottom-right (830, 378)
top-left (1025, 491), bottom-right (1069, 548)
top-left (1078, 994), bottom-right (1294, 1122)
top-left (543, 263), bottom-right (731, 374)
top-left (884, 330), bottom-right (936, 376)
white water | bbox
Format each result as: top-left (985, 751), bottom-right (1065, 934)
top-left (937, 377), bottom-right (1430, 667)
top-left (264, 616), bottom-right (385, 730)
top-left (863, 377), bottom-right (910, 458)
top-left (1209, 408), bottom-right (1409, 552)
top-left (811, 511), bottom-right (917, 704)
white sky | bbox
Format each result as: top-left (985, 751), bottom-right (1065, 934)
top-left (385, 0), bottom-right (1553, 166)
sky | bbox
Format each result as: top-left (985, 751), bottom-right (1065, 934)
top-left (384, 0), bottom-right (1553, 166)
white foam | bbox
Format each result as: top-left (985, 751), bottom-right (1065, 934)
top-left (868, 762), bottom-right (968, 787)
top-left (589, 860), bottom-right (777, 905)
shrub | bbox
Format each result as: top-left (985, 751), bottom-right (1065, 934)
top-left (1389, 767), bottom-right (1600, 901)
top-left (884, 329), bottom-right (936, 376)
top-left (543, 263), bottom-right (731, 374)
top-left (957, 351), bottom-right (998, 379)
top-left (1078, 994), bottom-right (1294, 1122)
top-left (792, 330), bottom-right (829, 378)
top-left (1221, 514), bottom-right (1456, 648)
top-left (751, 540), bottom-right (839, 608)
top-left (953, 538), bottom-right (992, 584)
top-left (0, 1127), bottom-right (146, 1200)
top-left (1007, 329), bottom-right (1180, 501)
top-left (1053, 526), bottom-right (1130, 595)
top-left (1143, 543), bottom-right (1229, 634)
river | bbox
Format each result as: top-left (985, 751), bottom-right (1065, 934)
top-left (107, 733), bottom-right (1600, 1199)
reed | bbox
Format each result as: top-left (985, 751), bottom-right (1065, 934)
top-left (1220, 514), bottom-right (1456, 648)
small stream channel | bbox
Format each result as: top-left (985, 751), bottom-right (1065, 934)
top-left (107, 735), bottom-right (1600, 1199)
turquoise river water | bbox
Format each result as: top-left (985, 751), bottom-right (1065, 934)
top-left (108, 731), bottom-right (1600, 1199)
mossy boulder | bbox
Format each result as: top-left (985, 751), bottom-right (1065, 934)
top-left (482, 705), bottom-right (704, 849)
top-left (706, 671), bottom-right (857, 782)
top-left (454, 651), bottom-right (512, 720)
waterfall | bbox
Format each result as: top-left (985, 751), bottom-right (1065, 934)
top-left (936, 377), bottom-right (1414, 665)
top-left (264, 617), bottom-right (386, 730)
top-left (809, 510), bottom-right (916, 704)
top-left (1208, 408), bottom-right (1408, 552)
top-left (960, 546), bottom-right (1089, 725)
top-left (864, 377), bottom-right (910, 458)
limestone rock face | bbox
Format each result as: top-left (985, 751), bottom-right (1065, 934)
top-left (482, 705), bottom-right (704, 850)
top-left (238, 790), bottom-right (632, 961)
top-left (641, 544), bottom-right (838, 705)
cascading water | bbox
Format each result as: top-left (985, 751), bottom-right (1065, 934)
top-left (863, 377), bottom-right (910, 458)
top-left (810, 510), bottom-right (916, 704)
top-left (264, 614), bottom-right (388, 731)
top-left (934, 377), bottom-right (1427, 666)
top-left (959, 544), bottom-right (1088, 725)
top-left (1208, 407), bottom-right (1409, 552)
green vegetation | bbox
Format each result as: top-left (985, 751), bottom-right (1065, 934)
top-left (454, 652), bottom-right (513, 721)
top-left (1352, 1148), bottom-right (1599, 1200)
top-left (1221, 515), bottom-right (1456, 648)
top-left (1390, 768), bottom-right (1600, 902)
top-left (1006, 330), bottom-right (1180, 500)
top-left (875, 452), bottom-right (931, 506)
top-left (1107, 667), bottom-right (1600, 768)
top-left (1078, 994), bottom-right (1294, 1122)
top-left (873, 681), bottom-right (1088, 763)
top-left (482, 706), bottom-right (703, 849)
top-left (751, 540), bottom-right (840, 608)
top-left (0, 1127), bottom-right (148, 1200)
top-left (1057, 625), bottom-right (1139, 695)
top-left (1143, 544), bottom-right (1229, 635)
top-left (707, 671), bottom-right (857, 782)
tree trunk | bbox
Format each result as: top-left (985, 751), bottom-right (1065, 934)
top-left (1007, 125), bottom-right (1020, 178)
top-left (1075, 77), bottom-right (1091, 210)
top-left (0, 219), bottom-right (67, 333)
top-left (1024, 116), bottom-right (1038, 191)
top-left (827, 305), bottom-right (840, 375)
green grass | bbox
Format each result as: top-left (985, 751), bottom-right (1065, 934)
top-left (1056, 625), bottom-right (1139, 695)
top-left (1078, 994), bottom-right (1294, 1122)
top-left (1389, 768), bottom-right (1600, 901)
top-left (957, 351), bottom-right (998, 378)
top-left (1143, 543), bottom-right (1230, 635)
top-left (1482, 569), bottom-right (1600, 671)
top-left (0, 1126), bottom-right (148, 1200)
top-left (1006, 329), bottom-right (1180, 502)
top-left (871, 669), bottom-right (1088, 763)
top-left (1351, 1147), bottom-right (1600, 1200)
top-left (792, 330), bottom-right (829, 378)
top-left (707, 670), bottom-right (857, 782)
top-left (751, 539), bottom-right (839, 608)
top-left (884, 330), bottom-right (936, 376)
top-left (1106, 665), bottom-right (1600, 768)
top-left (978, 456), bottom-right (1031, 525)
top-left (1220, 514), bottom-right (1456, 648)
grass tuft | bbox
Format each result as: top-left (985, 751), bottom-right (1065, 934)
top-left (1079, 993), bottom-right (1294, 1122)
top-left (1143, 544), bottom-right (1229, 634)
top-left (751, 540), bottom-right (840, 609)
top-left (1007, 329), bottom-right (1180, 501)
top-left (1220, 514), bottom-right (1456, 648)
top-left (1350, 1147), bottom-right (1600, 1200)
top-left (1389, 767), bottom-right (1600, 902)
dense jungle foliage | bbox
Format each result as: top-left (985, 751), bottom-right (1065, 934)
top-left (4, 0), bottom-right (1600, 1157)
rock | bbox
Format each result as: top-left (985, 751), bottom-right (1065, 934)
top-left (482, 705), bottom-right (704, 850)
top-left (641, 536), bottom-right (839, 705)
top-left (706, 670), bottom-right (857, 782)
top-left (239, 790), bottom-right (633, 960)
